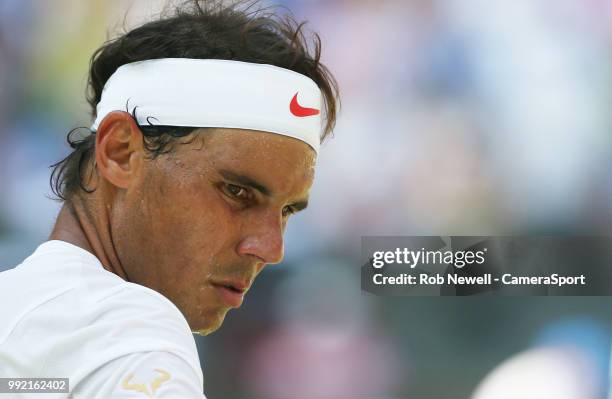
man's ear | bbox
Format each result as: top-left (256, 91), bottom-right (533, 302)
top-left (94, 111), bottom-right (144, 189)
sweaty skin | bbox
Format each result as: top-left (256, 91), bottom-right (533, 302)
top-left (49, 111), bottom-right (316, 335)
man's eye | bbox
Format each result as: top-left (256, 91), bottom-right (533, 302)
top-left (226, 184), bottom-right (249, 200)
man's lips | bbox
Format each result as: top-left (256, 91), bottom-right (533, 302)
top-left (211, 280), bottom-right (250, 308)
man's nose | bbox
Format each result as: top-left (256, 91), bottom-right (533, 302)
top-left (236, 213), bottom-right (285, 265)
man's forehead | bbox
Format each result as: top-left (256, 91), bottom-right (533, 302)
top-left (201, 127), bottom-right (315, 152)
top-left (198, 128), bottom-right (315, 166)
top-left (191, 128), bottom-right (316, 194)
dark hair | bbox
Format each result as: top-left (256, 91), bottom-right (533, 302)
top-left (50, 0), bottom-right (339, 201)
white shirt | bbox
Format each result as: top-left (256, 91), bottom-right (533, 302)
top-left (0, 240), bottom-right (206, 398)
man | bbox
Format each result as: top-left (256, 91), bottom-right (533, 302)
top-left (0, 1), bottom-right (339, 397)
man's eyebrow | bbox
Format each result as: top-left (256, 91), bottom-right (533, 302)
top-left (218, 169), bottom-right (271, 196)
top-left (219, 169), bottom-right (310, 211)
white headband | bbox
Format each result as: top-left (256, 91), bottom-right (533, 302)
top-left (91, 58), bottom-right (322, 153)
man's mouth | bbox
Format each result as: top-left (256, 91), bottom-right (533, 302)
top-left (222, 283), bottom-right (245, 294)
top-left (211, 280), bottom-right (249, 308)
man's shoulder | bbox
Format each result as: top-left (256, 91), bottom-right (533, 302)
top-left (66, 280), bottom-right (201, 381)
top-left (85, 279), bottom-right (195, 347)
top-left (0, 241), bottom-right (201, 382)
top-left (0, 241), bottom-right (192, 342)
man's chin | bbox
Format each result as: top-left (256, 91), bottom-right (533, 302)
top-left (189, 310), bottom-right (228, 336)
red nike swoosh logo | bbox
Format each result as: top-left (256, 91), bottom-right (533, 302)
top-left (290, 92), bottom-right (320, 117)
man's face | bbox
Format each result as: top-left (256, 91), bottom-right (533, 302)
top-left (111, 128), bottom-right (316, 335)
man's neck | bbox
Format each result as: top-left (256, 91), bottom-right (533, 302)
top-left (49, 199), bottom-right (129, 281)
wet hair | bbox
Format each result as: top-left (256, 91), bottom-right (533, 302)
top-left (50, 0), bottom-right (339, 201)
